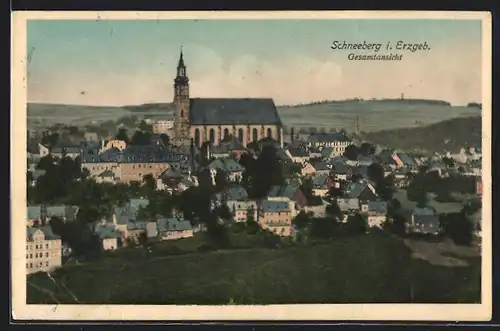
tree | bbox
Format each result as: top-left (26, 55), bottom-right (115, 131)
top-left (215, 204), bottom-right (232, 221)
top-left (347, 213), bottom-right (367, 234)
top-left (159, 134), bottom-right (170, 146)
top-left (242, 205), bottom-right (260, 234)
top-left (292, 210), bottom-right (311, 230)
top-left (116, 128), bottom-right (129, 143)
top-left (326, 186), bottom-right (343, 200)
top-left (139, 120), bottom-right (153, 132)
top-left (138, 232), bottom-right (149, 254)
top-left (343, 144), bottom-right (360, 161)
top-left (142, 174), bottom-right (156, 193)
top-left (440, 212), bottom-right (474, 246)
top-left (41, 132), bottom-right (60, 149)
top-left (442, 157), bottom-right (455, 168)
top-left (129, 130), bottom-right (152, 145)
top-left (252, 145), bottom-right (285, 198)
top-left (360, 142), bottom-right (376, 156)
top-left (367, 163), bottom-right (384, 184)
top-left (309, 217), bottom-right (338, 239)
top-left (407, 176), bottom-right (428, 207)
top-left (215, 170), bottom-right (229, 192)
top-left (325, 201), bottom-right (342, 219)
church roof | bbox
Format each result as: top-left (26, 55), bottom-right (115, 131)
top-left (189, 98), bottom-right (282, 126)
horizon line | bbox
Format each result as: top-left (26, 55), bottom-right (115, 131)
top-left (27, 97), bottom-right (482, 109)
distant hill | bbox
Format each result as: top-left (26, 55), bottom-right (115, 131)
top-left (122, 103), bottom-right (174, 112)
top-left (280, 98), bottom-right (451, 108)
top-left (362, 116), bottom-right (482, 153)
top-left (27, 99), bottom-right (481, 133)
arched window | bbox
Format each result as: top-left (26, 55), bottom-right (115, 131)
top-left (238, 128), bottom-right (244, 142)
top-left (252, 128), bottom-right (258, 142)
top-left (209, 128), bottom-right (215, 143)
top-left (267, 128), bottom-right (273, 138)
top-left (223, 128), bottom-right (230, 139)
top-left (194, 129), bottom-right (200, 147)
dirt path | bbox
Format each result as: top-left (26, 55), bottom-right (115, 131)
top-left (403, 238), bottom-right (480, 267)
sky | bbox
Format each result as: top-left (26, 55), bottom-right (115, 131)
top-left (27, 18), bottom-right (483, 106)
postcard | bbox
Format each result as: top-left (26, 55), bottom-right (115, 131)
top-left (11, 11), bottom-right (491, 321)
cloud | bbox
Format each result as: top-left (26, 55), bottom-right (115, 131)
top-left (28, 40), bottom-right (482, 106)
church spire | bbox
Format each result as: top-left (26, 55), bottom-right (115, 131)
top-left (174, 46), bottom-right (188, 86)
top-left (178, 46), bottom-right (185, 68)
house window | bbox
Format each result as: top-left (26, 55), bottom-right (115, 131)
top-left (29, 254), bottom-right (32, 258)
top-left (46, 244), bottom-right (49, 249)
top-left (46, 262), bottom-right (49, 267)
top-left (46, 252), bottom-right (49, 257)
top-left (29, 263), bottom-right (33, 268)
top-left (35, 245), bottom-right (38, 249)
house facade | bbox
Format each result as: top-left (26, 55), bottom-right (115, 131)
top-left (26, 227), bottom-right (62, 274)
top-left (258, 200), bottom-right (294, 236)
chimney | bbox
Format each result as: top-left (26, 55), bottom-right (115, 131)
top-left (290, 127), bottom-right (294, 142)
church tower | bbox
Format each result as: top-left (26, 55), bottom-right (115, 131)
top-left (173, 48), bottom-right (190, 140)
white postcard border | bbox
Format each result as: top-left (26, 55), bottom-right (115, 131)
top-left (11, 10), bottom-right (492, 321)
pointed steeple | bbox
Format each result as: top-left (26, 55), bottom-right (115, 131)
top-left (174, 46), bottom-right (188, 86)
top-left (178, 46), bottom-right (185, 68)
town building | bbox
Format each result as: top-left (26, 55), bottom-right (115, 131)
top-left (258, 199), bottom-right (294, 236)
top-left (152, 118), bottom-right (175, 134)
top-left (307, 133), bottom-right (351, 154)
top-left (26, 226), bottom-right (62, 274)
top-left (170, 49), bottom-right (284, 148)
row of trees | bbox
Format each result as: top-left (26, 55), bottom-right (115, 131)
top-left (115, 128), bottom-right (169, 146)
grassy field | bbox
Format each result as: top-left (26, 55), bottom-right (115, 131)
top-left (27, 100), bottom-right (481, 133)
top-left (26, 232), bottom-right (480, 305)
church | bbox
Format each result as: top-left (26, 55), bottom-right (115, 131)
top-left (171, 49), bottom-right (284, 148)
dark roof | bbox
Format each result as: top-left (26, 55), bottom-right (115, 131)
top-left (308, 133), bottom-right (351, 143)
top-left (287, 147), bottom-right (309, 158)
top-left (189, 98), bottom-right (282, 125)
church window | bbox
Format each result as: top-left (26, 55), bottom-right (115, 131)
top-left (209, 129), bottom-right (215, 143)
top-left (267, 128), bottom-right (273, 138)
top-left (238, 128), bottom-right (244, 142)
top-left (223, 128), bottom-right (230, 139)
top-left (252, 128), bottom-right (258, 142)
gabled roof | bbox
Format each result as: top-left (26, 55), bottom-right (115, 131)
top-left (310, 160), bottom-right (329, 171)
top-left (287, 147), bottom-right (309, 158)
top-left (27, 226), bottom-right (60, 241)
top-left (308, 133), bottom-right (351, 143)
top-left (189, 98), bottom-right (281, 126)
top-left (366, 201), bottom-right (388, 214)
top-left (261, 200), bottom-right (290, 213)
top-left (157, 217), bottom-right (192, 232)
top-left (337, 198), bottom-right (359, 211)
top-left (267, 184), bottom-right (300, 200)
top-left (227, 200), bottom-right (258, 212)
top-left (208, 158), bottom-right (245, 172)
top-left (344, 182), bottom-right (369, 199)
top-left (94, 224), bottom-right (121, 239)
top-left (213, 185), bottom-right (249, 202)
top-left (312, 174), bottom-right (329, 188)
